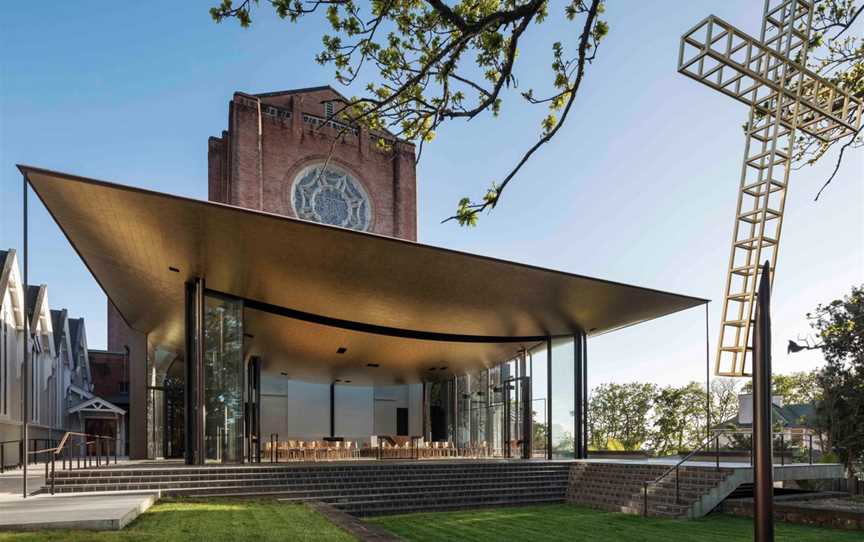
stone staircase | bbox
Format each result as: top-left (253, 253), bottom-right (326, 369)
top-left (48, 461), bottom-right (572, 517)
top-left (567, 461), bottom-right (736, 518)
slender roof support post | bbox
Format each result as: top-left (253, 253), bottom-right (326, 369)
top-left (21, 173), bottom-right (28, 498)
top-left (546, 337), bottom-right (552, 461)
top-left (184, 278), bottom-right (206, 465)
top-left (706, 303), bottom-right (711, 438)
top-left (329, 382), bottom-right (335, 438)
top-left (582, 334), bottom-right (588, 458)
top-left (575, 332), bottom-right (583, 459)
top-left (753, 261), bottom-right (774, 541)
top-left (194, 278), bottom-right (205, 465)
top-left (183, 281), bottom-right (195, 465)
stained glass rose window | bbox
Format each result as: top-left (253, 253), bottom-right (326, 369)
top-left (291, 164), bottom-right (371, 231)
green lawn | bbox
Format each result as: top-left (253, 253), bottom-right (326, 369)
top-left (367, 504), bottom-right (862, 541)
top-left (0, 500), bottom-right (355, 542)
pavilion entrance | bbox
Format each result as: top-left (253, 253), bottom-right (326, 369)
top-left (177, 278), bottom-right (590, 465)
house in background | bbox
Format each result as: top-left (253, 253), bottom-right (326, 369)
top-left (0, 248), bottom-right (126, 468)
top-left (88, 349), bottom-right (130, 455)
top-left (715, 393), bottom-right (822, 452)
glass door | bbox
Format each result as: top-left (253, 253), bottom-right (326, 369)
top-left (203, 294), bottom-right (245, 463)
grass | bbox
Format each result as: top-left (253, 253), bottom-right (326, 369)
top-left (0, 500), bottom-right (355, 542)
top-left (367, 504), bottom-right (862, 541)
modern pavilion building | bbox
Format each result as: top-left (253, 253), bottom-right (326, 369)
top-left (17, 86), bottom-right (706, 465)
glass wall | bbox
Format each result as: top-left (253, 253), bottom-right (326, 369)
top-left (528, 342), bottom-right (548, 457)
top-left (203, 294), bottom-right (245, 463)
top-left (550, 337), bottom-right (575, 459)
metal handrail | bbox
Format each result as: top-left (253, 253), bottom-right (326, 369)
top-left (641, 429), bottom-right (815, 517)
top-left (642, 433), bottom-right (721, 516)
top-left (32, 431), bottom-right (119, 495)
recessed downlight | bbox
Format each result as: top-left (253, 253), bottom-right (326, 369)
top-left (344, 380), bottom-right (352, 383)
top-left (336, 347), bottom-right (347, 354)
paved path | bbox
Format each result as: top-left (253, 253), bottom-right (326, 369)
top-left (0, 491), bottom-right (159, 531)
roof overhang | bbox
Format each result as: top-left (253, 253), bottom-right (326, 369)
top-left (20, 165), bottom-right (707, 384)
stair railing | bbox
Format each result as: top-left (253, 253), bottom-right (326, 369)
top-left (642, 433), bottom-right (721, 517)
top-left (30, 431), bottom-right (118, 495)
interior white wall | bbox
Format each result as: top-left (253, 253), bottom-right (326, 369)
top-left (335, 385), bottom-right (373, 442)
top-left (260, 372), bottom-right (423, 444)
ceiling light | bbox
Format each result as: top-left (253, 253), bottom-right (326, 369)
top-left (336, 347), bottom-right (347, 354)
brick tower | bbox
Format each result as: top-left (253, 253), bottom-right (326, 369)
top-left (207, 86), bottom-right (418, 240)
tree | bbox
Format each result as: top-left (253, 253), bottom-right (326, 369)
top-left (210, 1), bottom-right (861, 223)
top-left (741, 370), bottom-right (822, 405)
top-left (587, 382), bottom-right (655, 451)
top-left (650, 382), bottom-right (706, 456)
top-left (795, 1), bottom-right (864, 200)
top-left (211, 0), bottom-right (608, 226)
top-left (809, 284), bottom-right (864, 490)
top-left (709, 378), bottom-right (741, 429)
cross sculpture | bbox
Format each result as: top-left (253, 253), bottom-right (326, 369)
top-left (679, 0), bottom-right (863, 377)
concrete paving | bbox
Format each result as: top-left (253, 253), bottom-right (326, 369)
top-left (0, 491), bottom-right (159, 531)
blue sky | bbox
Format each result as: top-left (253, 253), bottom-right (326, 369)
top-left (1, 1), bottom-right (861, 388)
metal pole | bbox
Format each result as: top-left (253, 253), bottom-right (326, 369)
top-left (330, 382), bottom-right (335, 438)
top-left (582, 336), bottom-right (588, 457)
top-left (753, 261), bottom-right (774, 542)
top-left (705, 303), bottom-right (711, 437)
top-left (22, 173), bottom-right (29, 498)
top-left (546, 337), bottom-right (552, 460)
top-left (575, 333), bottom-right (583, 459)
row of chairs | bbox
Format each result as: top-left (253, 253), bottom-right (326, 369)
top-left (262, 438), bottom-right (516, 461)
top-left (263, 440), bottom-right (362, 461)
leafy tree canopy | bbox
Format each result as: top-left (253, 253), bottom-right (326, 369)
top-left (210, 0), bottom-right (861, 224)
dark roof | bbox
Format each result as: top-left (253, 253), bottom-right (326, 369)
top-left (716, 402), bottom-right (818, 430)
top-left (68, 318), bottom-right (83, 354)
top-left (253, 85), bottom-right (338, 99)
top-left (25, 285), bottom-right (41, 321)
top-left (50, 309), bottom-right (67, 352)
top-left (0, 250), bottom-right (11, 299)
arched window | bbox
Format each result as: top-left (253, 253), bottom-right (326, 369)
top-left (291, 164), bottom-right (372, 231)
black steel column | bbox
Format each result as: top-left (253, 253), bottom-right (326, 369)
top-left (521, 377), bottom-right (532, 459)
top-left (184, 278), bottom-right (205, 465)
top-left (575, 332), bottom-right (583, 459)
top-left (582, 334), bottom-right (588, 458)
top-left (753, 261), bottom-right (774, 542)
top-left (546, 337), bottom-right (552, 460)
top-left (421, 381), bottom-right (428, 441)
top-left (21, 174), bottom-right (28, 498)
top-left (329, 382), bottom-right (335, 438)
top-left (183, 281), bottom-right (194, 465)
top-left (254, 358), bottom-right (261, 462)
top-left (705, 303), bottom-right (711, 437)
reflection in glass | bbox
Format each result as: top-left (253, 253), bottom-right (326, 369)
top-left (204, 295), bottom-right (244, 463)
top-left (550, 337), bottom-right (576, 459)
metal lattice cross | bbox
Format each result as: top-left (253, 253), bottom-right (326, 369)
top-left (678, 0), bottom-right (863, 376)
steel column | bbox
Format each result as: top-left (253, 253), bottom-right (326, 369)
top-left (575, 332), bottom-right (584, 459)
top-left (21, 174), bottom-right (28, 498)
top-left (583, 331), bottom-right (589, 458)
top-left (329, 382), bottom-right (335, 438)
top-left (546, 337), bottom-right (552, 460)
top-left (753, 261), bottom-right (774, 542)
top-left (706, 303), bottom-right (711, 437)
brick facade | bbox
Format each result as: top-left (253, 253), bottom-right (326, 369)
top-left (207, 86), bottom-right (418, 240)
